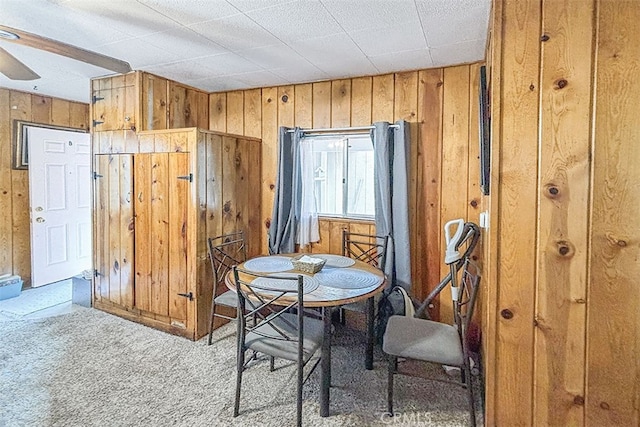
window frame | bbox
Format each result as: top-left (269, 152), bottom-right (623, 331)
top-left (303, 132), bottom-right (375, 220)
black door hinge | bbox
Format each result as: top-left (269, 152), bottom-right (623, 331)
top-left (92, 119), bottom-right (104, 127)
top-left (93, 172), bottom-right (103, 179)
top-left (178, 292), bottom-right (194, 301)
top-left (92, 95), bottom-right (105, 104)
top-left (177, 173), bottom-right (193, 182)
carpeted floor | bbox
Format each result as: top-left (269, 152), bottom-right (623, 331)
top-left (0, 308), bottom-right (482, 426)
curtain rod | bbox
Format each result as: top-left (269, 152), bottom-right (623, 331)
top-left (286, 124), bottom-right (399, 134)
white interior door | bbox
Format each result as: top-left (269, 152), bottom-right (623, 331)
top-left (27, 126), bottom-right (91, 287)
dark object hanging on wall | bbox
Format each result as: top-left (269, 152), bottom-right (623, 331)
top-left (479, 65), bottom-right (491, 196)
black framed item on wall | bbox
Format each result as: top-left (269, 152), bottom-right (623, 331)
top-left (12, 120), bottom-right (85, 170)
top-left (479, 65), bottom-right (491, 196)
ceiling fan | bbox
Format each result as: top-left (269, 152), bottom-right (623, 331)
top-left (0, 24), bottom-right (132, 81)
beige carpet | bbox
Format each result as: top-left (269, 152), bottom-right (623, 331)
top-left (0, 307), bottom-right (482, 426)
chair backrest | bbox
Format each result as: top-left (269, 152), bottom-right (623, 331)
top-left (232, 267), bottom-right (305, 349)
top-left (342, 230), bottom-right (389, 271)
top-left (453, 259), bottom-right (481, 347)
top-left (208, 231), bottom-right (247, 286)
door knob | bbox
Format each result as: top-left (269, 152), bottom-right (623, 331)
top-left (36, 217), bottom-right (45, 223)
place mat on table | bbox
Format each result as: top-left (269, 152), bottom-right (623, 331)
top-left (314, 254), bottom-right (356, 268)
top-left (314, 268), bottom-right (383, 289)
top-left (243, 256), bottom-right (294, 273)
top-left (251, 273), bottom-right (319, 294)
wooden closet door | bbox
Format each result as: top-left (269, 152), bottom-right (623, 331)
top-left (133, 152), bottom-right (190, 327)
top-left (94, 154), bottom-right (134, 308)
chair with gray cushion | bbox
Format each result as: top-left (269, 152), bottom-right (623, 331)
top-left (207, 231), bottom-right (247, 345)
top-left (383, 259), bottom-right (481, 426)
top-left (340, 230), bottom-right (389, 369)
top-left (232, 267), bottom-right (323, 427)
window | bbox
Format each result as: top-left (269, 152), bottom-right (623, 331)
top-left (302, 134), bottom-right (375, 219)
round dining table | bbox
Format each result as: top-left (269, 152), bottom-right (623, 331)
top-left (225, 253), bottom-right (387, 417)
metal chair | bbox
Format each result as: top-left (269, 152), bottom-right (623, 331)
top-left (343, 230), bottom-right (389, 270)
top-left (383, 258), bottom-right (481, 426)
top-left (340, 230), bottom-right (389, 369)
top-left (207, 231), bottom-right (247, 345)
top-left (232, 267), bottom-right (323, 427)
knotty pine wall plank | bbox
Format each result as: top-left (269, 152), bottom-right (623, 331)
top-left (207, 66), bottom-right (482, 313)
top-left (0, 89), bottom-right (88, 285)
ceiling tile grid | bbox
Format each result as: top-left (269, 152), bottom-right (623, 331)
top-left (188, 13), bottom-right (282, 52)
top-left (0, 0), bottom-right (490, 102)
top-left (244, 0), bottom-right (345, 43)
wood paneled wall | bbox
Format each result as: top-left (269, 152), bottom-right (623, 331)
top-left (485, 0), bottom-right (640, 425)
top-left (92, 72), bottom-right (209, 135)
top-left (0, 89), bottom-right (89, 286)
top-left (209, 65), bottom-right (483, 320)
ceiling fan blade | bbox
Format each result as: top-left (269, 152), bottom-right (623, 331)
top-left (0, 25), bottom-right (132, 74)
top-left (0, 46), bottom-right (40, 80)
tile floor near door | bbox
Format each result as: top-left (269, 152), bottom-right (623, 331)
top-left (0, 279), bottom-right (82, 321)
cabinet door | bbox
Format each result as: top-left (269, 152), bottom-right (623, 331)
top-left (134, 153), bottom-right (190, 327)
top-left (92, 75), bottom-right (136, 132)
top-left (140, 73), bottom-right (168, 131)
top-left (94, 154), bottom-right (135, 308)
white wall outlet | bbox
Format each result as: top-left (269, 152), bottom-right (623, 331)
top-left (479, 211), bottom-right (489, 229)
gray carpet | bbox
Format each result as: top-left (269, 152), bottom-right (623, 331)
top-left (0, 307), bottom-right (481, 426)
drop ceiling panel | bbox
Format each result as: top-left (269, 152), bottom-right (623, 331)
top-left (187, 69), bottom-right (289, 92)
top-left (288, 33), bottom-right (378, 76)
top-left (316, 56), bottom-right (379, 78)
top-left (416, 0), bottom-right (490, 15)
top-left (420, 6), bottom-right (490, 47)
top-left (368, 48), bottom-right (434, 74)
top-left (228, 0), bottom-right (297, 13)
top-left (288, 33), bottom-right (367, 64)
top-left (144, 58), bottom-right (228, 82)
top-left (61, 0), bottom-right (182, 37)
top-left (139, 0), bottom-right (242, 25)
top-left (138, 27), bottom-right (229, 58)
top-left (238, 44), bottom-right (310, 69)
top-left (98, 38), bottom-right (181, 68)
top-left (349, 19), bottom-right (428, 57)
top-left (430, 39), bottom-right (486, 67)
top-left (0, 1), bottom-right (130, 48)
top-left (0, 0), bottom-right (490, 103)
top-left (229, 70), bottom-right (290, 87)
top-left (245, 0), bottom-right (344, 43)
top-left (189, 14), bottom-right (282, 51)
top-left (320, 0), bottom-right (420, 32)
top-left (270, 62), bottom-right (330, 84)
top-left (187, 52), bottom-right (264, 76)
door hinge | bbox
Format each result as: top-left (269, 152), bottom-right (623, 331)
top-left (92, 95), bottom-right (105, 104)
top-left (177, 292), bottom-right (194, 301)
top-left (177, 173), bottom-right (193, 182)
top-left (93, 171), bottom-right (104, 179)
top-left (94, 269), bottom-right (101, 278)
top-left (92, 119), bottom-right (104, 127)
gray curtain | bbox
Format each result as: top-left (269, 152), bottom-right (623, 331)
top-left (268, 127), bottom-right (303, 254)
top-left (371, 121), bottom-right (412, 290)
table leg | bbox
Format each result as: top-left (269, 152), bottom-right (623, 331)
top-left (366, 296), bottom-right (375, 370)
top-left (320, 306), bottom-right (332, 417)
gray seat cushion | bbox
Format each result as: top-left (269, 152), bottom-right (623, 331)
top-left (214, 289), bottom-right (238, 307)
top-left (246, 312), bottom-right (324, 362)
top-left (382, 315), bottom-right (463, 367)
